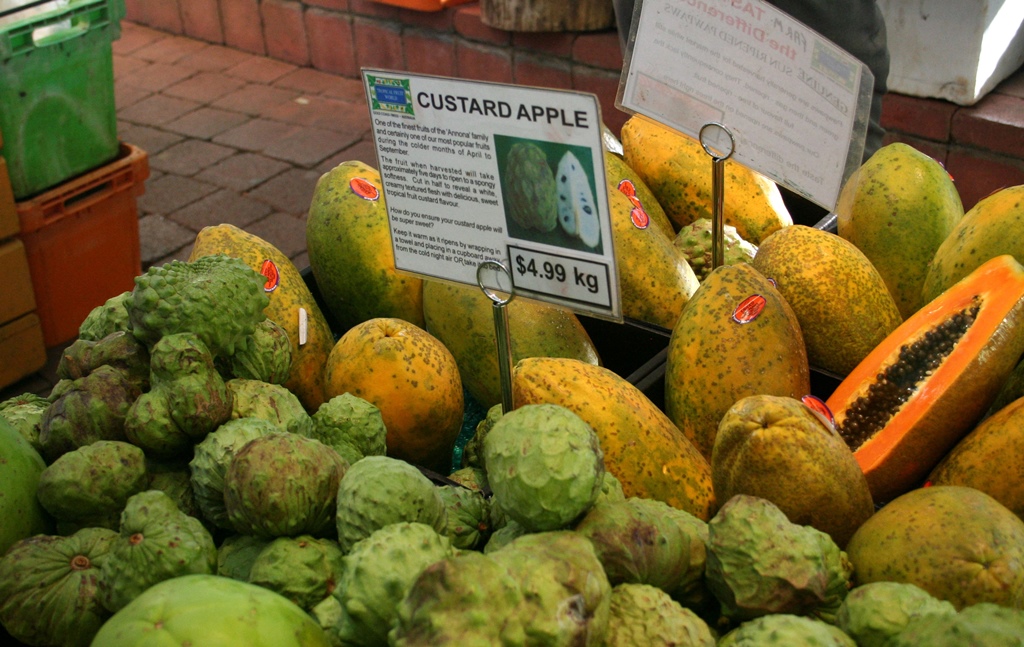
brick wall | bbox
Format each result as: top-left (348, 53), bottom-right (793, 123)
top-left (124, 0), bottom-right (630, 133)
top-left (123, 0), bottom-right (1024, 211)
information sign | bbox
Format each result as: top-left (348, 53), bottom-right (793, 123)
top-left (363, 70), bottom-right (620, 319)
top-left (618, 0), bottom-right (874, 209)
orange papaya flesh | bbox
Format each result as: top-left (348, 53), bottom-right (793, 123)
top-left (825, 254), bottom-right (1024, 502)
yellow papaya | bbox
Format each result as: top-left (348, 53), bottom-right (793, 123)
top-left (752, 225), bottom-right (903, 377)
top-left (836, 142), bottom-right (963, 319)
top-left (511, 356), bottom-right (716, 520)
top-left (603, 150), bottom-right (676, 239)
top-left (928, 395), bottom-right (1024, 520)
top-left (664, 262), bottom-right (810, 460)
top-left (620, 115), bottom-right (792, 244)
top-left (921, 184), bottom-right (1024, 304)
top-left (422, 279), bottom-right (601, 409)
top-left (608, 187), bottom-right (699, 330)
top-left (188, 224), bottom-right (333, 412)
top-left (306, 160), bottom-right (424, 333)
top-left (324, 317), bottom-right (463, 473)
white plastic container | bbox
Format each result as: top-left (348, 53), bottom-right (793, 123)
top-left (878, 0), bottom-right (1024, 105)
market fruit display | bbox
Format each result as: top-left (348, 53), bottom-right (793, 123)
top-left (188, 222), bottom-right (335, 412)
top-left (712, 394), bottom-right (874, 548)
top-left (306, 160), bottom-right (425, 331)
top-left (9, 150), bottom-right (1024, 644)
top-left (921, 183), bottom-right (1024, 303)
top-left (324, 317), bottom-right (463, 473)
top-left (421, 277), bottom-right (600, 409)
top-left (826, 254), bottom-right (1024, 501)
top-left (620, 114), bottom-right (793, 244)
top-left (846, 485), bottom-right (1024, 610)
top-left (836, 142), bottom-right (964, 319)
top-left (665, 262), bottom-right (810, 459)
top-left (752, 224), bottom-right (903, 377)
top-left (512, 356), bottom-right (716, 520)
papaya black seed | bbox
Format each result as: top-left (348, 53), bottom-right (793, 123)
top-left (838, 301), bottom-right (981, 451)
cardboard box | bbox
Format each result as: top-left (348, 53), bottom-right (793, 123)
top-left (0, 237), bottom-right (35, 325)
top-left (0, 312), bottom-right (46, 390)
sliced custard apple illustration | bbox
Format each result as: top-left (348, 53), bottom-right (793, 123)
top-left (556, 151), bottom-right (601, 249)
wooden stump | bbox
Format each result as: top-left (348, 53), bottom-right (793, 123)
top-left (479, 0), bottom-right (616, 32)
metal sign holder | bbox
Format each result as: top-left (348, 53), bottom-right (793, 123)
top-left (476, 259), bottom-right (516, 414)
top-left (698, 121), bottom-right (736, 273)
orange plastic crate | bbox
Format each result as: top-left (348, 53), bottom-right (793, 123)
top-left (16, 142), bottom-right (148, 347)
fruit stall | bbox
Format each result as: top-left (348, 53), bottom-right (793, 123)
top-left (3, 0), bottom-right (1024, 645)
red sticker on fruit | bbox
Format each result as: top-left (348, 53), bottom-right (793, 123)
top-left (260, 259), bottom-right (280, 292)
top-left (732, 294), bottom-right (766, 323)
top-left (350, 177), bottom-right (380, 201)
top-left (617, 179), bottom-right (637, 198)
top-left (801, 394), bottom-right (837, 433)
top-left (630, 206), bottom-right (650, 229)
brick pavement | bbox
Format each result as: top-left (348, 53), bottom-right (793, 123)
top-left (115, 20), bottom-right (378, 273)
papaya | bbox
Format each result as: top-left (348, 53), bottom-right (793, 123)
top-left (752, 225), bottom-right (903, 377)
top-left (712, 394), bottom-right (874, 548)
top-left (422, 279), bottom-right (601, 409)
top-left (845, 485), bottom-right (1024, 610)
top-left (619, 114), bottom-right (792, 244)
top-left (607, 185), bottom-right (700, 330)
top-left (511, 356), bottom-right (716, 521)
top-left (921, 184), bottom-right (1024, 304)
top-left (0, 417), bottom-right (52, 555)
top-left (927, 395), bottom-right (1024, 520)
top-left (306, 160), bottom-right (424, 333)
top-left (825, 255), bottom-right (1024, 502)
top-left (323, 317), bottom-right (463, 473)
top-left (188, 224), bottom-right (333, 412)
top-left (664, 262), bottom-right (810, 460)
top-left (603, 150), bottom-right (676, 239)
top-left (836, 142), bottom-right (963, 319)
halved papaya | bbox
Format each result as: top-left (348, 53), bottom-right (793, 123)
top-left (825, 254), bottom-right (1024, 502)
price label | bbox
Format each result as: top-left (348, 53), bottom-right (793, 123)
top-left (509, 245), bottom-right (611, 309)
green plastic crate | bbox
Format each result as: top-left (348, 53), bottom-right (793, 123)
top-left (0, 0), bottom-right (125, 200)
